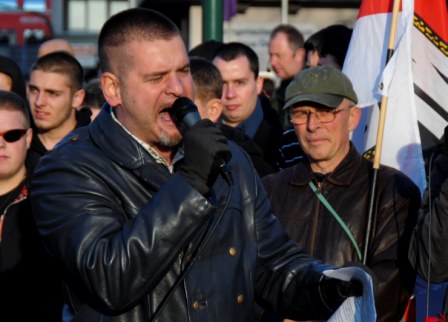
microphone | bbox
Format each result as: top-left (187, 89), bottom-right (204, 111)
top-left (169, 97), bottom-right (204, 135)
top-left (169, 97), bottom-right (233, 183)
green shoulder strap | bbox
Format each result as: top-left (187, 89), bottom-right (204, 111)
top-left (308, 181), bottom-right (362, 261)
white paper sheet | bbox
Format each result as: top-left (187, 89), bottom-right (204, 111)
top-left (323, 267), bottom-right (376, 322)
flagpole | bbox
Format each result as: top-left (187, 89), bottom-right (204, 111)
top-left (362, 0), bottom-right (401, 265)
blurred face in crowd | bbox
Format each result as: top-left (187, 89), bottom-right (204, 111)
top-left (306, 50), bottom-right (341, 70)
top-left (101, 36), bottom-right (194, 158)
top-left (269, 32), bottom-right (305, 80)
top-left (28, 71), bottom-right (83, 135)
top-left (0, 109), bottom-right (31, 186)
top-left (0, 73), bottom-right (12, 91)
top-left (291, 98), bottom-right (360, 173)
top-left (213, 55), bottom-right (263, 127)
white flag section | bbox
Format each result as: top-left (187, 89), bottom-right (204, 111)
top-left (343, 0), bottom-right (427, 193)
top-left (379, 0), bottom-right (426, 191)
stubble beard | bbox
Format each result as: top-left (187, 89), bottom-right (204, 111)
top-left (158, 130), bottom-right (182, 147)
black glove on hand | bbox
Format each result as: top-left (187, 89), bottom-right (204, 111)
top-left (319, 276), bottom-right (363, 311)
top-left (177, 119), bottom-right (232, 195)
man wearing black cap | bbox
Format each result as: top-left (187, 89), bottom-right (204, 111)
top-left (262, 66), bottom-right (420, 322)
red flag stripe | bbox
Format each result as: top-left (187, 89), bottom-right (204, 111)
top-left (415, 0), bottom-right (448, 41)
top-left (357, 0), bottom-right (402, 19)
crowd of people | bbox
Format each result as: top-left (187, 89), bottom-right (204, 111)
top-left (0, 6), bottom-right (445, 322)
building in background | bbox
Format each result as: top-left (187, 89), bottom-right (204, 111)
top-left (0, 0), bottom-right (360, 78)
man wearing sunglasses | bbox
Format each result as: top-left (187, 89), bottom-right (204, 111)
top-left (262, 66), bottom-right (420, 322)
top-left (0, 90), bottom-right (63, 321)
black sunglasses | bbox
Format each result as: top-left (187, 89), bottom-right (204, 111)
top-left (0, 129), bottom-right (28, 143)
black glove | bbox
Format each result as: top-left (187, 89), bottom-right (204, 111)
top-left (177, 119), bottom-right (232, 195)
top-left (319, 275), bottom-right (363, 311)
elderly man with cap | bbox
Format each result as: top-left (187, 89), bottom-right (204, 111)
top-left (262, 66), bottom-right (420, 322)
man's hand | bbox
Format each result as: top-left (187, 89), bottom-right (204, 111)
top-left (177, 119), bottom-right (231, 195)
top-left (319, 276), bottom-right (363, 311)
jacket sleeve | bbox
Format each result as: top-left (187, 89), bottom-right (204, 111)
top-left (251, 172), bottom-right (336, 320)
top-left (369, 169), bottom-right (421, 321)
top-left (409, 154), bottom-right (448, 283)
top-left (30, 149), bottom-right (215, 311)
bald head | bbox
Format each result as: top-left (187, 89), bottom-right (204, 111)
top-left (38, 39), bottom-right (74, 58)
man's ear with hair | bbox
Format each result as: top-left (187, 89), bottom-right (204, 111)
top-left (101, 72), bottom-right (121, 107)
top-left (71, 88), bottom-right (85, 109)
top-left (205, 98), bottom-right (223, 123)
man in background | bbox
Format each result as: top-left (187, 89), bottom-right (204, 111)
top-left (37, 38), bottom-right (74, 58)
top-left (26, 52), bottom-right (88, 172)
top-left (268, 24), bottom-right (306, 129)
top-left (213, 42), bottom-right (282, 175)
top-left (0, 90), bottom-right (63, 321)
top-left (190, 55), bottom-right (275, 177)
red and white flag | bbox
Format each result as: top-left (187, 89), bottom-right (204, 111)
top-left (344, 1), bottom-right (448, 318)
top-left (343, 0), bottom-right (432, 193)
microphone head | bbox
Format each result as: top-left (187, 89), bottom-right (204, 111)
top-left (169, 97), bottom-right (202, 134)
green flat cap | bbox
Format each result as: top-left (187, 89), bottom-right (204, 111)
top-left (283, 65), bottom-right (358, 110)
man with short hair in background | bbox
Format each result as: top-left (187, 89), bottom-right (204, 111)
top-left (26, 52), bottom-right (88, 172)
top-left (213, 42), bottom-right (282, 176)
top-left (269, 24), bottom-right (306, 129)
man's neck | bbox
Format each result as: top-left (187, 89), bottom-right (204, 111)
top-left (37, 119), bottom-right (77, 150)
top-left (0, 167), bottom-right (26, 196)
top-left (309, 145), bottom-right (350, 175)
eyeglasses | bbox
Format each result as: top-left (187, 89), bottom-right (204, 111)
top-left (289, 107), bottom-right (351, 125)
top-left (0, 129), bottom-right (28, 143)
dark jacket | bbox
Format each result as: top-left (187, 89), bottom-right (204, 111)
top-left (263, 144), bottom-right (421, 322)
top-left (271, 78), bottom-right (292, 130)
top-left (0, 182), bottom-right (63, 321)
top-left (26, 108), bottom-right (91, 174)
top-left (30, 105), bottom-right (340, 322)
top-left (409, 153), bottom-right (448, 283)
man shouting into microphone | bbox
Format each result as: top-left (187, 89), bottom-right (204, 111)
top-left (30, 8), bottom-right (364, 322)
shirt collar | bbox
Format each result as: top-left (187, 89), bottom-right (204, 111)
top-left (110, 106), bottom-right (182, 173)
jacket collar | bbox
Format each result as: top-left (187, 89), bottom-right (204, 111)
top-left (89, 105), bottom-right (148, 170)
top-left (291, 143), bottom-right (363, 186)
top-left (88, 105), bottom-right (174, 191)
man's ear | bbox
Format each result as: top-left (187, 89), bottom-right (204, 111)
top-left (71, 89), bottom-right (85, 109)
top-left (101, 72), bottom-right (121, 107)
top-left (206, 98), bottom-right (223, 123)
top-left (256, 76), bottom-right (264, 95)
top-left (349, 106), bottom-right (361, 131)
top-left (25, 127), bottom-right (32, 149)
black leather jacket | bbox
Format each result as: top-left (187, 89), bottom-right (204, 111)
top-left (0, 183), bottom-right (63, 321)
top-left (263, 145), bottom-right (421, 322)
top-left (410, 153), bottom-right (448, 283)
top-left (30, 105), bottom-right (338, 322)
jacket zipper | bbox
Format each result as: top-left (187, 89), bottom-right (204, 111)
top-left (0, 195), bottom-right (27, 242)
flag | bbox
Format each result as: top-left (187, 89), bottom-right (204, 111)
top-left (343, 0), bottom-right (448, 320)
top-left (343, 0), bottom-right (427, 193)
top-left (413, 0), bottom-right (448, 155)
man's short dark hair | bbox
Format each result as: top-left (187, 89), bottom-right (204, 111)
top-left (0, 90), bottom-right (30, 127)
top-left (30, 52), bottom-right (84, 91)
top-left (212, 42), bottom-right (259, 78)
top-left (98, 8), bottom-right (180, 73)
top-left (190, 56), bottom-right (223, 102)
top-left (270, 24), bottom-right (305, 51)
